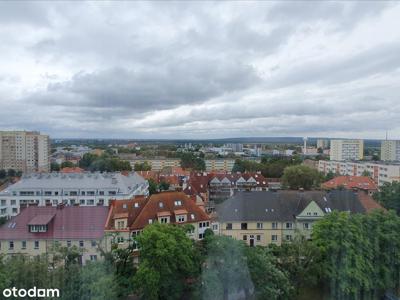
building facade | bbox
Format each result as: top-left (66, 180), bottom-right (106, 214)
top-left (217, 190), bottom-right (382, 247)
top-left (0, 131), bottom-right (50, 173)
top-left (0, 172), bottom-right (149, 218)
top-left (317, 139), bottom-right (329, 149)
top-left (318, 160), bottom-right (400, 186)
top-left (104, 191), bottom-right (211, 249)
top-left (0, 206), bottom-right (109, 264)
top-left (381, 140), bottom-right (400, 161)
top-left (330, 139), bottom-right (364, 161)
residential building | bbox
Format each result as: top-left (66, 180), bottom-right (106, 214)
top-left (217, 190), bottom-right (382, 247)
top-left (129, 158), bottom-right (181, 171)
top-left (0, 172), bottom-right (149, 218)
top-left (317, 139), bottom-right (329, 149)
top-left (205, 159), bottom-right (235, 172)
top-left (0, 205), bottom-right (109, 264)
top-left (0, 131), bottom-right (50, 173)
top-left (104, 191), bottom-right (211, 248)
top-left (330, 139), bottom-right (364, 161)
top-left (318, 160), bottom-right (400, 186)
top-left (322, 176), bottom-right (378, 195)
top-left (381, 140), bottom-right (400, 161)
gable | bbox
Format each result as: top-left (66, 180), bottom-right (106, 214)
top-left (297, 200), bottom-right (325, 219)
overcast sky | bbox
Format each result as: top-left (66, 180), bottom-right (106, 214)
top-left (1, 1), bottom-right (400, 139)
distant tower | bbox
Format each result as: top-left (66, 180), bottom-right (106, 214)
top-left (303, 137), bottom-right (308, 155)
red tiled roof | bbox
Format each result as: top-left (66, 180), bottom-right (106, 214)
top-left (27, 214), bottom-right (55, 225)
top-left (60, 167), bottom-right (84, 173)
top-left (105, 196), bottom-right (148, 230)
top-left (357, 191), bottom-right (384, 212)
top-left (131, 191), bottom-right (210, 230)
top-left (323, 176), bottom-right (378, 191)
top-left (0, 206), bottom-right (108, 240)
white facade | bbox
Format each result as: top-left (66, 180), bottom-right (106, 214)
top-left (330, 139), bottom-right (364, 161)
top-left (317, 139), bottom-right (329, 149)
top-left (0, 131), bottom-right (50, 173)
top-left (381, 140), bottom-right (400, 161)
top-left (0, 172), bottom-right (149, 218)
top-left (318, 160), bottom-right (400, 186)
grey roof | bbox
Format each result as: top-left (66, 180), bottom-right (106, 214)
top-left (216, 190), bottom-right (366, 222)
top-left (0, 172), bottom-right (147, 195)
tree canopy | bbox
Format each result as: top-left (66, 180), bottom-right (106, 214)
top-left (373, 181), bottom-right (400, 215)
top-left (282, 165), bottom-right (323, 190)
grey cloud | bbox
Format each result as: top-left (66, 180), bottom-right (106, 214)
top-left (30, 58), bottom-right (260, 112)
top-left (268, 43), bottom-right (400, 88)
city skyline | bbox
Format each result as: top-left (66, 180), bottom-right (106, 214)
top-left (1, 2), bottom-right (400, 139)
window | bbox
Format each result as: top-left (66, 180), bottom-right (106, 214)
top-left (90, 255), bottom-right (97, 261)
top-left (21, 241), bottom-right (26, 249)
top-left (117, 221), bottom-right (125, 229)
top-left (313, 212), bottom-right (318, 216)
top-left (99, 191), bottom-right (104, 195)
top-left (9, 241), bottom-right (14, 250)
top-left (117, 237), bottom-right (124, 244)
top-left (285, 222), bottom-right (292, 229)
top-left (87, 199), bottom-right (94, 205)
top-left (212, 224), bottom-right (218, 231)
top-left (272, 222), bottom-right (278, 229)
top-left (79, 241), bottom-right (84, 248)
top-left (198, 233), bottom-right (204, 239)
top-left (98, 199), bottom-right (104, 205)
top-left (91, 240), bottom-right (97, 247)
top-left (160, 217), bottom-right (169, 224)
top-left (159, 202), bottom-right (164, 208)
top-left (256, 235), bottom-right (261, 241)
top-left (190, 214), bottom-right (195, 220)
top-left (134, 202), bottom-right (139, 208)
top-left (148, 219), bottom-right (153, 224)
top-left (257, 222), bottom-right (263, 229)
top-left (286, 235), bottom-right (292, 241)
top-left (34, 241), bottom-right (39, 249)
top-left (80, 199), bottom-right (85, 205)
top-left (303, 223), bottom-right (310, 229)
top-left (174, 200), bottom-right (182, 206)
top-left (226, 223), bottom-right (232, 230)
top-left (243, 235), bottom-right (247, 240)
top-left (241, 223), bottom-right (247, 230)
top-left (177, 215), bottom-right (185, 223)
top-left (67, 240), bottom-right (72, 247)
top-left (271, 235), bottom-right (278, 242)
top-left (10, 200), bottom-right (16, 206)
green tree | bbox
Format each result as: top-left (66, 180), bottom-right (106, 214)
top-left (180, 153), bottom-right (206, 171)
top-left (373, 182), bottom-right (400, 215)
top-left (158, 181), bottom-right (170, 191)
top-left (134, 161), bottom-right (152, 171)
top-left (362, 170), bottom-right (371, 177)
top-left (148, 178), bottom-right (158, 195)
top-left (61, 161), bottom-right (75, 168)
top-left (200, 235), bottom-right (253, 300)
top-left (282, 165), bottom-right (322, 190)
top-left (51, 162), bottom-right (61, 172)
top-left (133, 223), bottom-right (200, 300)
top-left (0, 169), bottom-right (7, 178)
top-left (245, 246), bottom-right (292, 300)
top-left (7, 169), bottom-right (16, 177)
top-left (79, 153), bottom-right (99, 169)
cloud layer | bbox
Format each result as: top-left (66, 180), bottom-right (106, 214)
top-left (0, 1), bottom-right (399, 139)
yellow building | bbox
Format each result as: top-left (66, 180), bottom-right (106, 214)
top-left (217, 190), bottom-right (377, 246)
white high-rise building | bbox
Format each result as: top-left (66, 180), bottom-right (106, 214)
top-left (0, 131), bottom-right (50, 173)
top-left (317, 139), bottom-right (329, 149)
top-left (381, 140), bottom-right (400, 161)
top-left (330, 139), bottom-right (364, 161)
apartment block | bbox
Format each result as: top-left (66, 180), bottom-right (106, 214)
top-left (217, 190), bottom-right (381, 247)
top-left (205, 159), bottom-right (235, 172)
top-left (330, 139), bottom-right (364, 161)
top-left (129, 158), bottom-right (181, 171)
top-left (0, 131), bottom-right (50, 173)
top-left (317, 139), bottom-right (329, 149)
top-left (318, 160), bottom-right (400, 186)
top-left (381, 140), bottom-right (400, 161)
top-left (0, 172), bottom-right (149, 218)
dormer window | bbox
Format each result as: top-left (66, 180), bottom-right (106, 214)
top-left (134, 203), bottom-right (139, 208)
top-left (29, 225), bottom-right (48, 233)
top-left (177, 215), bottom-right (185, 223)
top-left (190, 214), bottom-right (195, 220)
top-left (123, 204), bottom-right (127, 209)
top-left (159, 202), bottom-right (164, 208)
top-left (174, 200), bottom-right (182, 206)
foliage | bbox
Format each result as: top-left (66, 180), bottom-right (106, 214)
top-left (79, 153), bottom-right (132, 172)
top-left (134, 161), bottom-right (152, 171)
top-left (232, 156), bottom-right (302, 178)
top-left (179, 152), bottom-right (206, 171)
top-left (271, 235), bottom-right (322, 296)
top-left (282, 165), bottom-right (323, 190)
top-left (312, 210), bottom-right (400, 299)
top-left (133, 223), bottom-right (200, 300)
top-left (148, 178), bottom-right (158, 195)
top-left (361, 170), bottom-right (371, 177)
top-left (158, 181), bottom-right (170, 191)
top-left (373, 181), bottom-right (400, 215)
top-left (199, 235), bottom-right (253, 300)
top-left (61, 161), bottom-right (75, 168)
top-left (51, 162), bottom-right (61, 171)
top-left (0, 169), bottom-right (6, 178)
top-left (0, 216), bottom-right (7, 226)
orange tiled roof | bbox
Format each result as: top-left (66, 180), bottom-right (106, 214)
top-left (130, 191), bottom-right (210, 230)
top-left (105, 196), bottom-right (148, 230)
top-left (60, 167), bottom-right (84, 173)
top-left (357, 191), bottom-right (384, 212)
top-left (322, 176), bottom-right (377, 191)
